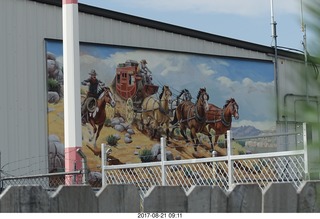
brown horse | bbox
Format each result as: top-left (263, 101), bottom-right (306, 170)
top-left (87, 87), bottom-right (116, 148)
top-left (173, 88), bottom-right (209, 152)
top-left (141, 85), bottom-right (172, 144)
top-left (204, 98), bottom-right (239, 151)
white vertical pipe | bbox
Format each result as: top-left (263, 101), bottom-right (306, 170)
top-left (302, 123), bottom-right (309, 180)
top-left (101, 143), bottom-right (106, 186)
top-left (161, 137), bottom-right (166, 186)
top-left (227, 130), bottom-right (233, 190)
top-left (270, 0), bottom-right (275, 35)
top-left (62, 0), bottom-right (82, 184)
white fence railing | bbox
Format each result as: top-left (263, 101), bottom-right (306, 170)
top-left (101, 123), bottom-right (308, 195)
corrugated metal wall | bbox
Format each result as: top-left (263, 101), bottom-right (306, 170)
top-left (1, 0), bottom-right (312, 176)
top-left (78, 11), bottom-right (270, 60)
top-left (0, 0), bottom-right (63, 176)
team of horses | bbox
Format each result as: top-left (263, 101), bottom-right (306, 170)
top-left (170, 87), bottom-right (239, 152)
top-left (82, 84), bottom-right (239, 155)
top-left (141, 85), bottom-right (239, 153)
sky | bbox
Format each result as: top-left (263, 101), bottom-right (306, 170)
top-left (78, 0), bottom-right (311, 55)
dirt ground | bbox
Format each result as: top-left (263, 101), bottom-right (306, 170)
top-left (48, 99), bottom-right (215, 173)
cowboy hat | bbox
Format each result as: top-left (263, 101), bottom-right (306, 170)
top-left (89, 69), bottom-right (97, 76)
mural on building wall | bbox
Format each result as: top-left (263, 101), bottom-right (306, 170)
top-left (46, 40), bottom-right (275, 178)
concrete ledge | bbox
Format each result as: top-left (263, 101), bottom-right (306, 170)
top-left (227, 184), bottom-right (262, 212)
top-left (96, 184), bottom-right (140, 212)
top-left (211, 186), bottom-right (228, 212)
top-left (187, 186), bottom-right (211, 212)
top-left (0, 185), bottom-right (50, 212)
top-left (263, 183), bottom-right (297, 212)
top-left (298, 180), bottom-right (320, 212)
top-left (143, 186), bottom-right (187, 212)
top-left (2, 182), bottom-right (320, 212)
top-left (186, 186), bottom-right (227, 212)
top-left (50, 185), bottom-right (98, 212)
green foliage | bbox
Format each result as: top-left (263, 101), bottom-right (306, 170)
top-left (215, 139), bottom-right (225, 148)
top-left (237, 140), bottom-right (246, 147)
top-left (139, 148), bottom-right (154, 163)
top-left (47, 78), bottom-right (60, 91)
top-left (106, 135), bottom-right (118, 146)
top-left (104, 118), bottom-right (111, 127)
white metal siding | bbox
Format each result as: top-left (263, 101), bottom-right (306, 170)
top-left (78, 11), bottom-right (270, 60)
top-left (0, 0), bottom-right (63, 176)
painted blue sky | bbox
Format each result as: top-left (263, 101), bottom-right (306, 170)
top-left (46, 40), bottom-right (276, 130)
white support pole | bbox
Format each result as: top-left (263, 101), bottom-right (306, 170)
top-left (101, 143), bottom-right (106, 186)
top-left (212, 150), bottom-right (217, 186)
top-left (302, 123), bottom-right (309, 180)
top-left (160, 137), bottom-right (167, 186)
top-left (62, 0), bottom-right (82, 184)
top-left (227, 130), bottom-right (233, 190)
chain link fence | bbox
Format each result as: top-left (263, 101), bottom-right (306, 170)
top-left (0, 171), bottom-right (82, 194)
top-left (0, 148), bottom-right (97, 194)
top-left (102, 123), bottom-right (308, 210)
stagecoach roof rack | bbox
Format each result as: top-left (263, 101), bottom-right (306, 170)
top-left (117, 60), bottom-right (139, 68)
top-left (125, 60), bottom-right (139, 66)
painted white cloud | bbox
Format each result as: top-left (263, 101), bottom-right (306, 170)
top-left (197, 63), bottom-right (216, 76)
top-left (217, 76), bottom-right (236, 89)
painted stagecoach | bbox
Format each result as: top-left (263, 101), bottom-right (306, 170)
top-left (112, 60), bottom-right (159, 124)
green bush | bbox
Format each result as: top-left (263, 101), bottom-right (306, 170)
top-left (104, 118), bottom-right (111, 127)
top-left (48, 78), bottom-right (60, 92)
top-left (106, 135), bottom-right (118, 146)
top-left (139, 148), bottom-right (154, 163)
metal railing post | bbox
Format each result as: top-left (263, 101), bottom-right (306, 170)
top-left (76, 148), bottom-right (88, 185)
top-left (227, 130), bottom-right (233, 190)
top-left (212, 150), bottom-right (217, 186)
top-left (73, 161), bottom-right (77, 184)
top-left (302, 122), bottom-right (309, 180)
top-left (161, 137), bottom-right (166, 186)
top-left (101, 143), bottom-right (106, 186)
top-left (82, 158), bottom-right (88, 185)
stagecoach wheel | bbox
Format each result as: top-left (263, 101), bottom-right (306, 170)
top-left (126, 98), bottom-right (134, 124)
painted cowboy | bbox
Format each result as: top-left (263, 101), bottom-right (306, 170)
top-left (81, 70), bottom-right (105, 125)
top-left (138, 59), bottom-right (153, 85)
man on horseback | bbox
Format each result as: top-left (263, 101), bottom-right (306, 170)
top-left (81, 69), bottom-right (105, 125)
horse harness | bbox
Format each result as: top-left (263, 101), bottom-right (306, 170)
top-left (206, 101), bottom-right (238, 127)
top-left (142, 97), bottom-right (170, 115)
top-left (206, 110), bottom-right (231, 127)
top-left (178, 102), bottom-right (206, 124)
